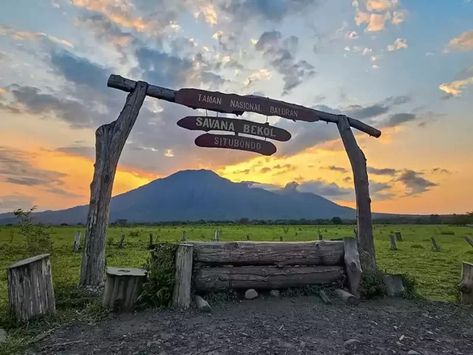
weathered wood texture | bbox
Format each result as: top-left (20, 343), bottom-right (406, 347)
top-left (194, 265), bottom-right (344, 291)
top-left (459, 262), bottom-right (473, 305)
top-left (191, 241), bottom-right (344, 266)
top-left (7, 254), bottom-right (56, 321)
top-left (389, 235), bottom-right (398, 250)
top-left (73, 231), bottom-right (81, 252)
top-left (194, 295), bottom-right (211, 312)
top-left (337, 116), bottom-right (376, 272)
top-left (395, 231), bottom-right (403, 241)
top-left (80, 81), bottom-right (148, 287)
top-left (173, 244), bottom-right (194, 309)
top-left (383, 274), bottom-right (405, 297)
top-left (335, 288), bottom-right (359, 305)
top-left (343, 238), bottom-right (362, 297)
top-left (102, 267), bottom-right (147, 311)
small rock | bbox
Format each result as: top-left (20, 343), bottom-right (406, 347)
top-left (407, 351), bottom-right (421, 355)
top-left (245, 289), bottom-right (258, 300)
top-left (269, 290), bottom-right (280, 297)
top-left (0, 328), bottom-right (6, 343)
top-left (344, 339), bottom-right (360, 348)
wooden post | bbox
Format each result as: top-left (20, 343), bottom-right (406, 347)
top-left (118, 234), bottom-right (126, 249)
top-left (337, 116), bottom-right (376, 271)
top-left (172, 243), bottom-right (193, 309)
top-left (395, 231), bottom-right (402, 241)
top-left (280, 235), bottom-right (283, 241)
top-left (80, 81), bottom-right (148, 287)
top-left (343, 237), bottom-right (362, 297)
top-left (389, 234), bottom-right (397, 250)
top-left (246, 234), bottom-right (250, 241)
top-left (318, 229), bottom-right (323, 241)
top-left (459, 262), bottom-right (473, 305)
top-left (335, 288), bottom-right (359, 305)
top-left (148, 233), bottom-right (154, 249)
top-left (73, 231), bottom-right (81, 252)
top-left (181, 231), bottom-right (187, 242)
top-left (214, 230), bottom-right (219, 242)
top-left (431, 237), bottom-right (441, 252)
top-left (464, 236), bottom-right (473, 248)
top-left (102, 267), bottom-right (147, 311)
top-left (7, 254), bottom-right (55, 321)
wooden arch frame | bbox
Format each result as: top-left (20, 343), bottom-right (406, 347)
top-left (79, 75), bottom-right (380, 286)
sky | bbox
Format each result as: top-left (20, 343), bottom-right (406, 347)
top-left (0, 0), bottom-right (472, 215)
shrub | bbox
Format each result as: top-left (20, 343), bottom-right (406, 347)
top-left (14, 207), bottom-right (53, 254)
top-left (360, 269), bottom-right (386, 299)
top-left (139, 243), bottom-right (178, 308)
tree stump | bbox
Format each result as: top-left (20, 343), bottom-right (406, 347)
top-left (172, 243), bottom-right (194, 309)
top-left (459, 262), bottom-right (473, 305)
top-left (343, 237), bottom-right (362, 297)
top-left (102, 267), bottom-right (147, 311)
top-left (389, 234), bottom-right (397, 250)
top-left (7, 254), bottom-right (56, 321)
top-left (73, 231), bottom-right (81, 252)
top-left (383, 274), bottom-right (405, 297)
top-left (148, 233), bottom-right (154, 249)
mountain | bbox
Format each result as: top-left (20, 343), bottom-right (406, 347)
top-left (0, 169), bottom-right (356, 224)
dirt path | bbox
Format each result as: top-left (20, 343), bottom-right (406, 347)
top-left (33, 297), bottom-right (473, 354)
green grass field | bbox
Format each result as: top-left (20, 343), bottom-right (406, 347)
top-left (1, 224), bottom-right (472, 311)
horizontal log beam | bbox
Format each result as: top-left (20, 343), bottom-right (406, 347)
top-left (191, 241), bottom-right (344, 266)
top-left (194, 265), bottom-right (345, 291)
top-left (107, 74), bottom-right (381, 138)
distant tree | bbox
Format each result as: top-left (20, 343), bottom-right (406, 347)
top-left (14, 206), bottom-right (52, 253)
top-left (115, 218), bottom-right (128, 226)
top-left (429, 214), bottom-right (442, 224)
top-left (238, 217), bottom-right (249, 225)
top-left (331, 216), bottom-right (343, 225)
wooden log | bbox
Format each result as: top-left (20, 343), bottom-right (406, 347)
top-left (395, 231), bottom-right (402, 241)
top-left (102, 267), bottom-right (147, 311)
top-left (172, 243), bottom-right (194, 309)
top-left (7, 254), bottom-right (56, 321)
top-left (193, 265), bottom-right (345, 291)
top-left (194, 295), bottom-right (211, 312)
top-left (335, 288), bottom-right (359, 305)
top-left (318, 289), bottom-right (332, 304)
top-left (464, 236), bottom-right (473, 248)
top-left (191, 241), bottom-right (344, 266)
top-left (343, 238), bottom-right (362, 297)
top-left (389, 235), bottom-right (397, 250)
top-left (337, 116), bottom-right (376, 271)
top-left (80, 81), bottom-right (148, 287)
top-left (431, 237), bottom-right (441, 252)
top-left (459, 262), bottom-right (473, 305)
top-left (73, 231), bottom-right (81, 252)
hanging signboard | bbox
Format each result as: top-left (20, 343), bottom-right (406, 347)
top-left (175, 88), bottom-right (318, 122)
top-left (195, 133), bottom-right (277, 156)
top-left (177, 116), bottom-right (291, 142)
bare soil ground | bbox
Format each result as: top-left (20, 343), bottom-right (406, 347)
top-left (32, 296), bottom-right (473, 355)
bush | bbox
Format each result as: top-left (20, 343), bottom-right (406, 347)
top-left (360, 270), bottom-right (386, 299)
top-left (139, 243), bottom-right (178, 308)
top-left (14, 207), bottom-right (53, 254)
top-left (400, 274), bottom-right (418, 299)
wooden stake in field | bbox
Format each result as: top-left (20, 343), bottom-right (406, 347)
top-left (459, 262), bottom-right (473, 304)
top-left (464, 236), bottom-right (473, 248)
top-left (73, 231), bottom-right (81, 252)
top-left (395, 231), bottom-right (402, 241)
top-left (389, 234), bottom-right (397, 250)
top-left (431, 237), bottom-right (441, 252)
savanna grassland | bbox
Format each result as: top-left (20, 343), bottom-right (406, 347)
top-left (1, 223), bottom-right (472, 314)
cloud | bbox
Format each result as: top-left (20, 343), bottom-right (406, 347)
top-left (297, 180), bottom-right (354, 199)
top-left (255, 30), bottom-right (315, 94)
top-left (323, 165), bottom-right (348, 173)
top-left (0, 24), bottom-right (73, 48)
top-left (370, 181), bottom-right (394, 199)
top-left (387, 38), bottom-right (408, 52)
top-left (397, 170), bottom-right (437, 196)
top-left (0, 195), bottom-right (36, 213)
top-left (353, 0), bottom-right (405, 32)
top-left (447, 30), bottom-right (473, 52)
top-left (0, 146), bottom-right (72, 196)
top-left (439, 77), bottom-right (473, 97)
top-left (384, 113), bottom-right (417, 127)
top-left (368, 167), bottom-right (398, 176)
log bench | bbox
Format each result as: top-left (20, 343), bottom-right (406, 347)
top-left (172, 239), bottom-right (361, 308)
